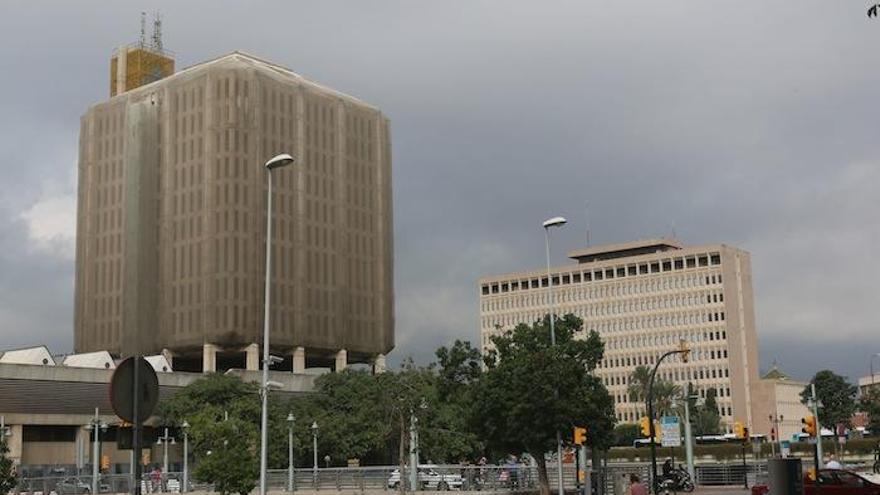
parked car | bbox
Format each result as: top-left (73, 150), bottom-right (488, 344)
top-left (387, 466), bottom-right (464, 490)
top-left (55, 478), bottom-right (91, 495)
top-left (751, 469), bottom-right (880, 495)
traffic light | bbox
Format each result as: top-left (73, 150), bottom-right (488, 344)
top-left (573, 427), bottom-right (587, 445)
top-left (640, 417), bottom-right (651, 437)
top-left (801, 416), bottom-right (817, 437)
top-left (743, 427), bottom-right (750, 444)
top-left (733, 421), bottom-right (745, 439)
top-left (679, 339), bottom-right (690, 363)
top-left (101, 455), bottom-right (110, 471)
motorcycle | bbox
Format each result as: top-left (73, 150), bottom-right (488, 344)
top-left (660, 465), bottom-right (694, 493)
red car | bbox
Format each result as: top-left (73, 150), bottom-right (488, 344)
top-left (752, 470), bottom-right (880, 495)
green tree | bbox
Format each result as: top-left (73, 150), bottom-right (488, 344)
top-left (627, 366), bottom-right (680, 418)
top-left (193, 416), bottom-right (258, 495)
top-left (692, 387), bottom-right (721, 436)
top-left (0, 437), bottom-right (16, 495)
top-left (653, 381), bottom-right (682, 417)
top-left (627, 366), bottom-right (652, 406)
top-left (471, 314), bottom-right (615, 495)
top-left (300, 370), bottom-right (390, 465)
top-left (801, 370), bottom-right (858, 429)
top-left (376, 361), bottom-right (437, 494)
top-left (612, 424), bottom-right (641, 447)
top-left (157, 374), bottom-right (263, 490)
top-left (424, 340), bottom-right (483, 462)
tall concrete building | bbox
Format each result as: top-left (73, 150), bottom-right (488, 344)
top-left (74, 51), bottom-right (394, 373)
top-left (478, 239), bottom-right (760, 432)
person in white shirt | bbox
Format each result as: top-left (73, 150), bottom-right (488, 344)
top-left (825, 455), bottom-right (842, 470)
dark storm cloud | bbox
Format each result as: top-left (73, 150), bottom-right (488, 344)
top-left (0, 1), bottom-right (877, 381)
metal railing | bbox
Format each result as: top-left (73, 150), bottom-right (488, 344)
top-left (14, 461), bottom-right (781, 494)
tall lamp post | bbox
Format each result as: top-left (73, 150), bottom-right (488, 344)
top-left (85, 408), bottom-right (108, 495)
top-left (287, 413), bottom-right (295, 493)
top-left (260, 153), bottom-right (296, 495)
top-left (157, 428), bottom-right (176, 476)
top-left (542, 215), bottom-right (566, 495)
top-left (870, 353), bottom-right (880, 387)
top-left (181, 421), bottom-right (189, 494)
top-left (311, 422), bottom-right (319, 485)
top-left (678, 394), bottom-right (699, 482)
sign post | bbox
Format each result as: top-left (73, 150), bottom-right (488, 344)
top-left (110, 357), bottom-right (159, 495)
top-left (660, 416), bottom-right (681, 448)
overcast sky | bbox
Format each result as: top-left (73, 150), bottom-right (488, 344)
top-left (0, 1), bottom-right (877, 383)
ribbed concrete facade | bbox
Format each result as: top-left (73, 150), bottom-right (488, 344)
top-left (478, 239), bottom-right (761, 433)
top-left (74, 52), bottom-right (394, 370)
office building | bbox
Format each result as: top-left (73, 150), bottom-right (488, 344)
top-left (750, 365), bottom-right (812, 441)
top-left (74, 50), bottom-right (394, 373)
top-left (478, 238), bottom-right (761, 432)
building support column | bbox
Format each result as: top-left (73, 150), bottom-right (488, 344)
top-left (372, 354), bottom-right (387, 374)
top-left (244, 343), bottom-right (259, 371)
top-left (292, 347), bottom-right (306, 374)
top-left (334, 349), bottom-right (348, 372)
top-left (203, 343), bottom-right (217, 373)
top-left (75, 426), bottom-right (90, 472)
top-left (7, 424), bottom-right (22, 466)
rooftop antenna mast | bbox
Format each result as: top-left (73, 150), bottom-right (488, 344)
top-left (585, 202), bottom-right (591, 247)
top-left (139, 12), bottom-right (147, 48)
top-left (152, 11), bottom-right (163, 51)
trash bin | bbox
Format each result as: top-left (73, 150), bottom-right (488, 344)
top-left (768, 458), bottom-right (803, 495)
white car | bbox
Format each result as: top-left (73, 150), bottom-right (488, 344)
top-left (387, 466), bottom-right (464, 490)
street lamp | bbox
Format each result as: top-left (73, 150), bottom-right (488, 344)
top-left (311, 422), bottom-right (319, 483)
top-left (181, 421), bottom-right (189, 494)
top-left (287, 413), bottom-right (295, 493)
top-left (157, 428), bottom-right (176, 479)
top-left (870, 353), bottom-right (880, 387)
top-left (260, 152), bottom-right (296, 495)
top-left (85, 408), bottom-right (108, 495)
top-left (542, 215), bottom-right (566, 495)
top-left (768, 413), bottom-right (784, 457)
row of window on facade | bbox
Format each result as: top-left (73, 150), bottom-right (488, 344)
top-left (603, 366), bottom-right (731, 389)
top-left (483, 310), bottom-right (725, 332)
top-left (482, 273), bottom-right (724, 312)
top-left (602, 349), bottom-right (729, 370)
top-left (481, 253), bottom-right (723, 296)
top-left (617, 403), bottom-right (733, 423)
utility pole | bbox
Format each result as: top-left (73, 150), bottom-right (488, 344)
top-left (409, 412), bottom-right (419, 491)
top-left (682, 397), bottom-right (695, 482)
top-left (811, 384), bottom-right (823, 470)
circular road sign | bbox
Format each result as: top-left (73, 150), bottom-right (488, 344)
top-left (110, 356), bottom-right (160, 423)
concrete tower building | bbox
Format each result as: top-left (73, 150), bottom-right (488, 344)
top-left (74, 51), bottom-right (394, 373)
top-left (478, 239), bottom-right (761, 432)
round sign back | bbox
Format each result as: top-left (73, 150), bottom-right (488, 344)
top-left (110, 356), bottom-right (159, 423)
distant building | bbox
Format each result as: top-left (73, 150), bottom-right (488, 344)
top-left (857, 373), bottom-right (880, 397)
top-left (478, 238), bottom-right (761, 432)
top-left (750, 364), bottom-right (812, 441)
top-left (0, 346), bottom-right (314, 470)
top-left (74, 50), bottom-right (394, 373)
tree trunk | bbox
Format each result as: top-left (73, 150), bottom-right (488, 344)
top-left (399, 415), bottom-right (407, 495)
top-left (535, 452), bottom-right (551, 495)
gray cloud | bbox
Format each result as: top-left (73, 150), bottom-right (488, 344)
top-left (0, 1), bottom-right (876, 382)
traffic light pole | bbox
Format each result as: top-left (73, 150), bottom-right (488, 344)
top-left (647, 347), bottom-right (689, 493)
